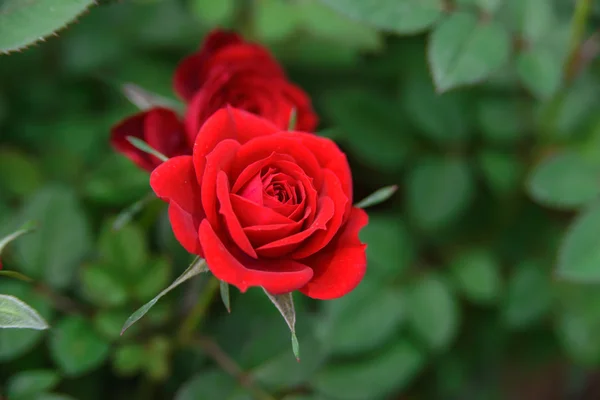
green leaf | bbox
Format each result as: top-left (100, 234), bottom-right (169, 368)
top-left (133, 257), bottom-right (171, 302)
top-left (501, 0), bottom-right (555, 43)
top-left (49, 316), bottom-right (110, 376)
top-left (144, 336), bottom-right (171, 380)
top-left (126, 136), bottom-right (169, 162)
top-left (0, 149), bottom-right (42, 199)
top-left (0, 222), bottom-right (36, 258)
top-left (322, 88), bottom-right (413, 172)
top-left (263, 290), bottom-right (299, 360)
top-left (254, 0), bottom-right (299, 42)
top-left (191, 0), bottom-right (235, 26)
top-left (406, 157), bottom-right (474, 231)
top-left (0, 294), bottom-right (49, 330)
top-left (112, 192), bottom-right (156, 232)
top-left (7, 369), bottom-right (60, 399)
top-left (80, 265), bottom-right (129, 307)
top-left (319, 282), bottom-right (404, 355)
top-left (557, 201), bottom-right (600, 282)
top-left (313, 339), bottom-right (425, 400)
top-left (0, 270), bottom-right (34, 282)
top-left (517, 48), bottom-right (562, 99)
top-left (14, 185), bottom-right (91, 289)
top-left (94, 309), bottom-right (132, 341)
top-left (476, 98), bottom-right (527, 145)
top-left (220, 280), bottom-right (231, 313)
top-left (527, 152), bottom-right (600, 210)
top-left (175, 370), bottom-right (239, 400)
top-left (318, 0), bottom-right (444, 34)
top-left (121, 83), bottom-right (183, 113)
top-left (0, 280), bottom-right (53, 361)
top-left (405, 274), bottom-right (460, 351)
top-left (355, 185), bottom-right (398, 209)
top-left (0, 0), bottom-right (95, 53)
top-left (478, 150), bottom-right (523, 196)
top-left (113, 344), bottom-right (146, 377)
top-left (502, 261), bottom-right (552, 329)
top-left (450, 249), bottom-right (502, 305)
top-left (99, 220), bottom-right (148, 278)
top-left (121, 257), bottom-right (208, 335)
top-left (428, 12), bottom-right (511, 92)
top-left (359, 213), bottom-right (415, 280)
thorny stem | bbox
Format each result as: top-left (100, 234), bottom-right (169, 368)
top-left (192, 336), bottom-right (277, 400)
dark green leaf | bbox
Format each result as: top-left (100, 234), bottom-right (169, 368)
top-left (557, 201), bottom-right (600, 282)
top-left (0, 0), bottom-right (95, 53)
top-left (478, 150), bottom-right (523, 196)
top-left (318, 0), bottom-right (444, 34)
top-left (14, 185), bottom-right (91, 289)
top-left (313, 339), bottom-right (425, 400)
top-left (113, 344), bottom-right (146, 377)
top-left (406, 157), bottom-right (474, 231)
top-left (133, 257), bottom-right (171, 302)
top-left (0, 149), bottom-right (42, 199)
top-left (527, 152), bottom-right (600, 210)
top-left (7, 369), bottom-right (60, 400)
top-left (99, 220), bottom-right (148, 277)
top-left (0, 294), bottom-right (49, 330)
top-left (49, 316), bottom-right (110, 376)
top-left (405, 274), bottom-right (460, 351)
top-left (121, 257), bottom-right (208, 335)
top-left (428, 12), bottom-right (511, 92)
top-left (517, 48), bottom-right (562, 99)
top-left (450, 249), bottom-right (502, 305)
top-left (175, 369), bottom-right (239, 400)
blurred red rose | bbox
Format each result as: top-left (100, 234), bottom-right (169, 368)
top-left (174, 30), bottom-right (318, 139)
top-left (110, 108), bottom-right (189, 172)
top-left (150, 107), bottom-right (367, 299)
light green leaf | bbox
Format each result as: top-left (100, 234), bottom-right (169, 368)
top-left (405, 274), bottom-right (460, 351)
top-left (0, 294), bottom-right (49, 330)
top-left (359, 213), bottom-right (415, 280)
top-left (502, 261), bottom-right (552, 329)
top-left (313, 339), bottom-right (425, 400)
top-left (121, 257), bottom-right (208, 335)
top-left (14, 185), bottom-right (91, 289)
top-left (501, 0), bottom-right (555, 43)
top-left (318, 0), bottom-right (443, 34)
top-left (355, 185), bottom-right (398, 209)
top-left (517, 48), bottom-right (562, 99)
top-left (320, 282), bottom-right (404, 355)
top-left (49, 316), bottom-right (110, 376)
top-left (7, 369), bottom-right (60, 399)
top-left (450, 249), bottom-right (502, 305)
top-left (220, 280), bottom-right (231, 313)
top-left (191, 0), bottom-right (235, 26)
top-left (263, 290), bottom-right (299, 360)
top-left (126, 136), bottom-right (169, 162)
top-left (428, 12), bottom-right (511, 92)
top-left (121, 83), bottom-right (183, 113)
top-left (254, 0), bottom-right (299, 42)
top-left (557, 201), bottom-right (600, 282)
top-left (406, 157), bottom-right (474, 231)
top-left (527, 152), bottom-right (600, 210)
top-left (0, 0), bottom-right (95, 53)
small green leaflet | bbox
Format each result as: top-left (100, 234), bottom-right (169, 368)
top-left (121, 83), bottom-right (184, 113)
top-left (355, 185), bottom-right (398, 208)
top-left (126, 137), bottom-right (169, 163)
top-left (121, 257), bottom-right (209, 335)
top-left (0, 295), bottom-right (49, 330)
top-left (263, 289), bottom-right (300, 361)
top-left (0, 222), bottom-right (36, 257)
top-left (219, 280), bottom-right (231, 313)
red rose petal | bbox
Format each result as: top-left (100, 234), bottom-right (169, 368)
top-left (293, 169), bottom-right (348, 259)
top-left (238, 172), bottom-right (264, 204)
top-left (243, 206), bottom-right (311, 248)
top-left (230, 194), bottom-right (293, 226)
top-left (216, 171), bottom-right (258, 258)
top-left (150, 155), bottom-right (202, 216)
top-left (110, 111), bottom-right (156, 172)
top-left (231, 152), bottom-right (295, 195)
top-left (144, 108), bottom-right (190, 157)
top-left (167, 202), bottom-right (203, 256)
top-left (193, 107), bottom-right (279, 182)
top-left (299, 207), bottom-right (368, 300)
top-left (255, 196), bottom-right (334, 258)
top-left (199, 220), bottom-right (313, 294)
top-left (201, 139), bottom-right (240, 230)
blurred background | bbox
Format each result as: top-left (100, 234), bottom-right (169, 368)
top-left (1, 0), bottom-right (600, 399)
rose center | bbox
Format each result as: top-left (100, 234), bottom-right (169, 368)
top-left (261, 167), bottom-right (300, 205)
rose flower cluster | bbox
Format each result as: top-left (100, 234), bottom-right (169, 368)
top-left (111, 30), bottom-right (368, 300)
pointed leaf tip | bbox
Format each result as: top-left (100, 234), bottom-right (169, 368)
top-left (355, 185), bottom-right (398, 208)
top-left (219, 280), bottom-right (231, 313)
top-left (121, 257), bottom-right (208, 335)
top-left (263, 290), bottom-right (300, 359)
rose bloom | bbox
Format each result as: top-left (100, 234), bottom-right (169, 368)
top-left (150, 107), bottom-right (367, 299)
top-left (111, 30), bottom-right (317, 172)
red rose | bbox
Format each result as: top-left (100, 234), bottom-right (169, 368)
top-left (110, 107), bottom-right (189, 172)
top-left (150, 107), bottom-right (367, 299)
top-left (173, 30), bottom-right (318, 138)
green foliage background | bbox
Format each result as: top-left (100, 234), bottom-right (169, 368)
top-left (1, 0), bottom-right (600, 399)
